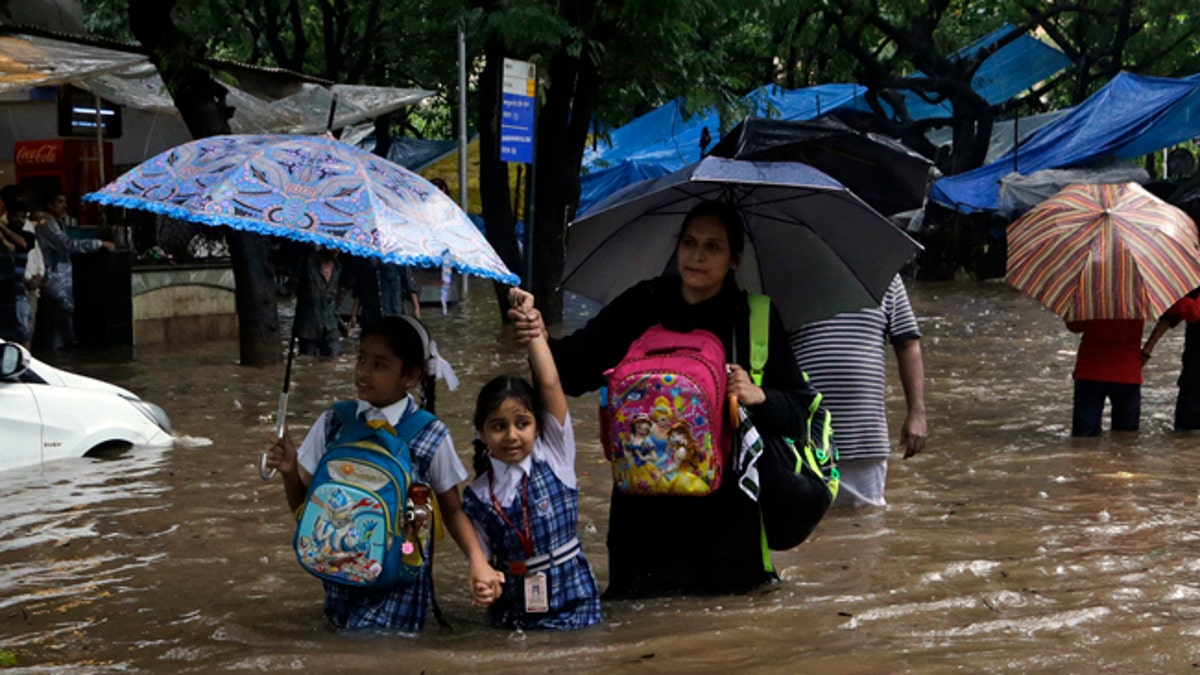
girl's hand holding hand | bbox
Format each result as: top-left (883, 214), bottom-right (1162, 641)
top-left (469, 563), bottom-right (505, 607)
top-left (508, 287), bottom-right (535, 315)
top-left (508, 307), bottom-right (546, 345)
top-left (507, 287), bottom-right (545, 345)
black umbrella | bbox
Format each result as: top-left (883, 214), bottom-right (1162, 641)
top-left (562, 157), bottom-right (922, 330)
top-left (708, 115), bottom-right (936, 216)
top-left (1170, 172), bottom-right (1200, 208)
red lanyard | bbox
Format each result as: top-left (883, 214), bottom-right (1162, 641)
top-left (487, 469), bottom-right (535, 559)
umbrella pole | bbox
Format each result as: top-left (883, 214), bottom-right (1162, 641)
top-left (259, 333), bottom-right (298, 480)
top-left (326, 93), bottom-right (339, 135)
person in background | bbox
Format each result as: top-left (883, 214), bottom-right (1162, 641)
top-left (1066, 319), bottom-right (1145, 436)
top-left (0, 186), bottom-right (41, 348)
top-left (0, 210), bottom-right (19, 343)
top-left (291, 247), bottom-right (343, 358)
top-left (348, 258), bottom-right (421, 331)
top-left (790, 274), bottom-right (927, 508)
top-left (35, 193), bottom-right (115, 351)
top-left (20, 230), bottom-right (44, 350)
top-left (1142, 288), bottom-right (1200, 431)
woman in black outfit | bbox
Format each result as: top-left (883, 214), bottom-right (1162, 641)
top-left (510, 200), bottom-right (817, 598)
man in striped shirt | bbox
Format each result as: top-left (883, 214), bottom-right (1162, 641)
top-left (790, 275), bottom-right (927, 508)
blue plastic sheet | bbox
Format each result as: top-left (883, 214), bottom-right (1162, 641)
top-left (580, 25), bottom-right (1070, 216)
top-left (931, 73), bottom-right (1200, 213)
top-left (579, 84), bottom-right (866, 215)
top-left (839, 25), bottom-right (1072, 121)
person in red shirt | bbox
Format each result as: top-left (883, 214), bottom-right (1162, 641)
top-left (1066, 319), bottom-right (1145, 436)
top-left (1141, 290), bottom-right (1200, 431)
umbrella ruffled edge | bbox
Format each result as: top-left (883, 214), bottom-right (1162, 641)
top-left (83, 191), bottom-right (522, 286)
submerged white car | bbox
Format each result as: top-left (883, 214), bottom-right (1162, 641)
top-left (0, 340), bottom-right (173, 472)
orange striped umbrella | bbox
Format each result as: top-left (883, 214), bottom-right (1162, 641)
top-left (1006, 182), bottom-right (1200, 321)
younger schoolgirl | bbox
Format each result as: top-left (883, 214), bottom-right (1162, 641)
top-left (265, 316), bottom-right (502, 631)
top-left (461, 288), bottom-right (602, 630)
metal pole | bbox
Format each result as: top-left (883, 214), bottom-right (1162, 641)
top-left (326, 93), bottom-right (339, 134)
top-left (1013, 113), bottom-right (1019, 173)
top-left (524, 110), bottom-right (536, 291)
top-left (94, 95), bottom-right (108, 229)
top-left (458, 18), bottom-right (470, 298)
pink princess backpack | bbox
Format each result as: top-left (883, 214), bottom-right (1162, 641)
top-left (600, 325), bottom-right (729, 496)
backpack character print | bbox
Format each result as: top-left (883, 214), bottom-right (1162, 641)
top-left (294, 402), bottom-right (436, 589)
top-left (600, 325), bottom-right (729, 496)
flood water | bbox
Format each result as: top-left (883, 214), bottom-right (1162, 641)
top-left (3, 279), bottom-right (1200, 673)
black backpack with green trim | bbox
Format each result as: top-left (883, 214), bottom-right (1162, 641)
top-left (746, 293), bottom-right (839, 550)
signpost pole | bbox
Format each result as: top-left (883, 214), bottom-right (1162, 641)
top-left (499, 58), bottom-right (537, 290)
top-left (458, 19), bottom-right (470, 296)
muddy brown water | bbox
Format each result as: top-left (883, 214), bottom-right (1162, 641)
top-left (3, 280), bottom-right (1200, 673)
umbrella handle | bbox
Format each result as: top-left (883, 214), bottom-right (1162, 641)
top-left (729, 395), bottom-right (740, 430)
top-left (258, 392), bottom-right (288, 481)
top-left (258, 452), bottom-right (276, 481)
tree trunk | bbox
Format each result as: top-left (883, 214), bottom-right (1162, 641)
top-left (128, 0), bottom-right (280, 366)
top-left (226, 231), bottom-right (281, 365)
top-left (947, 88), bottom-right (994, 175)
top-left (529, 40), bottom-right (600, 324)
top-left (373, 112), bottom-right (392, 159)
top-left (477, 35), bottom-right (522, 316)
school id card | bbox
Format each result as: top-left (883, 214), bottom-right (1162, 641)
top-left (524, 571), bottom-right (549, 613)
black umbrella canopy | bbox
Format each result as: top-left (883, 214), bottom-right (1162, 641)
top-left (709, 115), bottom-right (936, 216)
top-left (562, 157), bottom-right (922, 330)
top-left (1170, 172), bottom-right (1200, 207)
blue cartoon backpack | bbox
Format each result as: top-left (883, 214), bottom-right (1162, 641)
top-left (293, 401), bottom-right (437, 589)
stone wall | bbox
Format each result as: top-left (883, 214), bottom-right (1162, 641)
top-left (131, 265), bottom-right (237, 346)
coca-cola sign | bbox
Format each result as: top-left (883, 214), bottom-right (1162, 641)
top-left (15, 141), bottom-right (62, 166)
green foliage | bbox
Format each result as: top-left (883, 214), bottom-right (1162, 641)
top-left (1028, 0), bottom-right (1200, 106)
top-left (80, 0), bottom-right (134, 40)
top-left (80, 0), bottom-right (1200, 157)
top-left (84, 0), bottom-right (467, 138)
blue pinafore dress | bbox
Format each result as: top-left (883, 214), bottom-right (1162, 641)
top-left (463, 457), bottom-right (602, 630)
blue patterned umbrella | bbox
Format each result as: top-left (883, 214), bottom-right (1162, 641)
top-left (84, 134), bottom-right (519, 284)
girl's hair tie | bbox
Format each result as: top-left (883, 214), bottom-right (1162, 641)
top-left (398, 315), bottom-right (459, 391)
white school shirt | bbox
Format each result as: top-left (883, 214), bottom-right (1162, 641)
top-left (466, 411), bottom-right (576, 559)
top-left (296, 394), bottom-right (466, 495)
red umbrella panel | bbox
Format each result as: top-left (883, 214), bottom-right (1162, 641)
top-left (1006, 182), bottom-right (1200, 321)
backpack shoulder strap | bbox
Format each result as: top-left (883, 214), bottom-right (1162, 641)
top-left (327, 402), bottom-right (433, 454)
top-left (393, 408), bottom-right (437, 443)
top-left (331, 400), bottom-right (359, 424)
top-left (747, 293), bottom-right (771, 387)
top-left (325, 401), bottom-right (360, 446)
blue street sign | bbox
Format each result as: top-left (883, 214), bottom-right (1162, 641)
top-left (500, 93), bottom-right (534, 163)
top-left (501, 58), bottom-right (535, 164)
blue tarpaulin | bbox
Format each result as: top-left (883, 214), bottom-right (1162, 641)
top-left (930, 73), bottom-right (1200, 213)
top-left (385, 136), bottom-right (460, 172)
top-left (579, 84), bottom-right (865, 214)
top-left (358, 135), bottom-right (461, 171)
top-left (840, 24), bottom-right (1072, 121)
top-left (579, 24), bottom-right (1069, 216)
